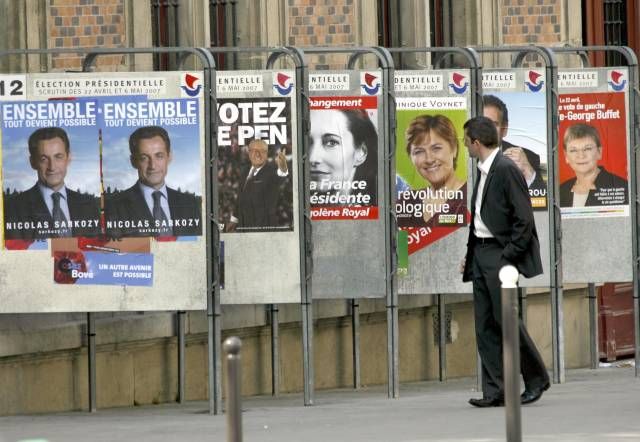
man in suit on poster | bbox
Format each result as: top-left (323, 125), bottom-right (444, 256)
top-left (483, 95), bottom-right (546, 193)
top-left (105, 125), bottom-right (201, 238)
top-left (226, 138), bottom-right (289, 232)
top-left (461, 116), bottom-right (550, 407)
top-left (4, 127), bottom-right (100, 240)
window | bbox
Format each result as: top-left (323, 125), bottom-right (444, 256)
top-left (150, 0), bottom-right (180, 70)
top-left (209, 0), bottom-right (238, 69)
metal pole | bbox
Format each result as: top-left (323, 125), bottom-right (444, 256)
top-left (224, 337), bottom-right (243, 442)
top-left (351, 299), bottom-right (361, 389)
top-left (87, 312), bottom-right (97, 413)
top-left (302, 300), bottom-right (314, 405)
top-left (500, 266), bottom-right (522, 442)
top-left (438, 294), bottom-right (447, 381)
top-left (588, 283), bottom-right (599, 369)
top-left (270, 304), bottom-right (280, 396)
top-left (177, 310), bottom-right (186, 403)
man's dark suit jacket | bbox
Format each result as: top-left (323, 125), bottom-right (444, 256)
top-left (105, 183), bottom-right (202, 238)
top-left (3, 184), bottom-right (100, 240)
top-left (463, 150), bottom-right (543, 281)
top-left (235, 162), bottom-right (286, 230)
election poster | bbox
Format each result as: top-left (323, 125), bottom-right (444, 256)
top-left (308, 95), bottom-right (379, 221)
top-left (216, 96), bottom-right (294, 233)
top-left (394, 69), bottom-right (470, 256)
top-left (1, 100), bottom-right (102, 242)
top-left (0, 72), bottom-right (207, 310)
top-left (216, 69), bottom-right (302, 305)
top-left (482, 70), bottom-right (548, 210)
top-left (101, 96), bottom-right (203, 238)
top-left (393, 69), bottom-right (472, 294)
top-left (558, 72), bottom-right (629, 218)
top-left (395, 100), bottom-right (468, 255)
top-left (1, 97), bottom-right (203, 242)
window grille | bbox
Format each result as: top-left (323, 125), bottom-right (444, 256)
top-left (603, 0), bottom-right (627, 65)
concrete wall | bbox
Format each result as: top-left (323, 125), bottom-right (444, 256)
top-left (0, 288), bottom-right (591, 415)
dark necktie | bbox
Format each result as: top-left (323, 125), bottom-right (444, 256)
top-left (152, 190), bottom-right (171, 236)
top-left (243, 167), bottom-right (255, 190)
top-left (52, 192), bottom-right (71, 237)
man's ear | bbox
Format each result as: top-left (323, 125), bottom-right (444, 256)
top-left (353, 144), bottom-right (367, 167)
top-left (130, 155), bottom-right (136, 168)
top-left (500, 124), bottom-right (509, 139)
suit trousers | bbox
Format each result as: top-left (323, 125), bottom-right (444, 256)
top-left (471, 241), bottom-right (550, 399)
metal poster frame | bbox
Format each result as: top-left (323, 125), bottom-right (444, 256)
top-left (206, 46), bottom-right (310, 408)
top-left (386, 46), bottom-right (482, 383)
top-left (550, 46), bottom-right (639, 377)
top-left (298, 46), bottom-right (397, 399)
top-left (471, 46), bottom-right (564, 384)
top-left (0, 46), bottom-right (216, 412)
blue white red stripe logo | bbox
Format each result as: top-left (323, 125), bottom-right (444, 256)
top-left (608, 70), bottom-right (627, 91)
top-left (524, 70), bottom-right (544, 92)
top-left (273, 73), bottom-right (293, 95)
top-left (449, 72), bottom-right (468, 94)
top-left (361, 72), bottom-right (380, 95)
top-left (181, 73), bottom-right (202, 97)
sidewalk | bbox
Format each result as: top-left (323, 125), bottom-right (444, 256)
top-left (1, 362), bottom-right (638, 442)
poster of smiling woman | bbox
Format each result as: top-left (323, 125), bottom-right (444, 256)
top-left (395, 99), bottom-right (468, 255)
top-left (558, 91), bottom-right (629, 218)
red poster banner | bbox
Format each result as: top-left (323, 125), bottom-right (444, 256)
top-left (558, 92), bottom-right (629, 216)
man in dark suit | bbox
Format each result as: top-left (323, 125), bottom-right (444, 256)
top-left (105, 126), bottom-right (201, 238)
top-left (483, 95), bottom-right (546, 194)
top-left (461, 116), bottom-right (550, 407)
top-left (226, 139), bottom-right (288, 232)
top-left (3, 127), bottom-right (100, 240)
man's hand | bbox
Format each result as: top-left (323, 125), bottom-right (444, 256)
top-left (459, 258), bottom-right (465, 274)
top-left (276, 147), bottom-right (288, 173)
top-left (225, 221), bottom-right (237, 232)
top-left (503, 146), bottom-right (535, 182)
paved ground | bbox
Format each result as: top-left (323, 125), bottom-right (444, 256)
top-left (1, 361), bottom-right (639, 442)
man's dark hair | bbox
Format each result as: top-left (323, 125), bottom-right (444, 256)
top-left (483, 94), bottom-right (508, 126)
top-left (464, 116), bottom-right (499, 148)
top-left (129, 126), bottom-right (171, 156)
top-left (28, 127), bottom-right (70, 157)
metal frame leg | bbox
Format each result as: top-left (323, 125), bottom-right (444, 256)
top-left (351, 299), bottom-right (361, 389)
top-left (87, 312), bottom-right (97, 413)
top-left (270, 304), bottom-right (280, 396)
top-left (438, 294), bottom-right (447, 382)
top-left (177, 310), bottom-right (186, 403)
top-left (588, 283), bottom-right (599, 369)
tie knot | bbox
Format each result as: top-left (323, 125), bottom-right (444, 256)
top-left (152, 190), bottom-right (163, 203)
top-left (52, 192), bottom-right (61, 203)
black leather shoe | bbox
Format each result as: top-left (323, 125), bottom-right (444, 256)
top-left (521, 382), bottom-right (550, 405)
top-left (469, 396), bottom-right (504, 407)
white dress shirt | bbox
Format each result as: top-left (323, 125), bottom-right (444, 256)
top-left (474, 148), bottom-right (499, 238)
